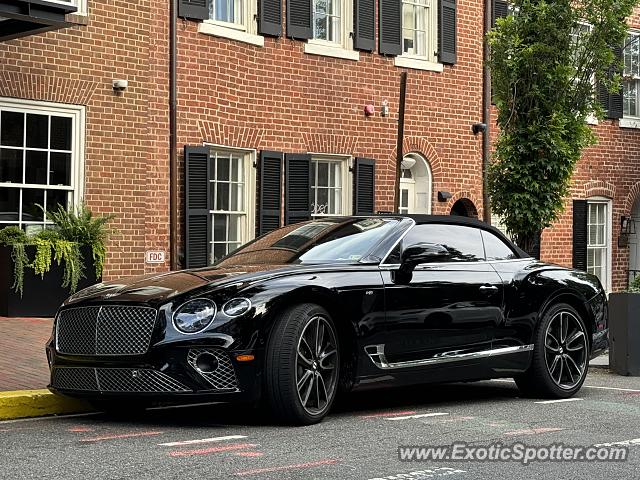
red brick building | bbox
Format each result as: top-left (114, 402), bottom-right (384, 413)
top-left (0, 0), bottom-right (639, 293)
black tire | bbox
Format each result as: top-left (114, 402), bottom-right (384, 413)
top-left (263, 303), bottom-right (340, 425)
top-left (515, 303), bottom-right (590, 398)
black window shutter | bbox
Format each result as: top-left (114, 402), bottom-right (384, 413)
top-left (178, 0), bottom-right (210, 20)
top-left (492, 0), bottom-right (508, 27)
top-left (185, 146), bottom-right (211, 269)
top-left (572, 200), bottom-right (588, 271)
top-left (286, 0), bottom-right (312, 39)
top-left (259, 151), bottom-right (283, 235)
top-left (599, 45), bottom-right (624, 119)
top-left (379, 0), bottom-right (401, 56)
top-left (285, 153), bottom-right (311, 225)
top-left (259, 0), bottom-right (282, 37)
top-left (354, 0), bottom-right (375, 52)
top-left (353, 158), bottom-right (376, 215)
top-left (438, 0), bottom-right (456, 65)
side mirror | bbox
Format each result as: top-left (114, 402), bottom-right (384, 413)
top-left (401, 242), bottom-right (450, 269)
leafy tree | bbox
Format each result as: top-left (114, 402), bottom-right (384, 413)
top-left (488, 0), bottom-right (637, 254)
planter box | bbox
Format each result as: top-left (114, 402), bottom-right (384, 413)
top-left (0, 245), bottom-right (99, 318)
top-left (609, 292), bottom-right (640, 376)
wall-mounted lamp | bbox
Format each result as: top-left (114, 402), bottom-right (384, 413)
top-left (112, 79), bottom-right (128, 92)
top-left (472, 123), bottom-right (487, 135)
top-left (438, 191), bottom-right (452, 202)
top-left (619, 216), bottom-right (636, 248)
top-left (381, 99), bottom-right (389, 117)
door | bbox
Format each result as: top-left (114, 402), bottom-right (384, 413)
top-left (373, 223), bottom-right (504, 369)
top-left (399, 178), bottom-right (415, 214)
top-left (629, 199), bottom-right (640, 285)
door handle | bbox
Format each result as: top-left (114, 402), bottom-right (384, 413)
top-left (479, 285), bottom-right (499, 294)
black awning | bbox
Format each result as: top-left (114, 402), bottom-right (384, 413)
top-left (0, 0), bottom-right (77, 41)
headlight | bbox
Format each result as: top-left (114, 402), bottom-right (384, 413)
top-left (173, 299), bottom-right (216, 334)
top-left (222, 298), bottom-right (252, 317)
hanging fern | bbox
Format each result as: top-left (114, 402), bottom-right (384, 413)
top-left (31, 238), bottom-right (53, 278)
top-left (10, 243), bottom-right (29, 297)
top-left (92, 242), bottom-right (107, 279)
top-left (53, 240), bottom-right (86, 294)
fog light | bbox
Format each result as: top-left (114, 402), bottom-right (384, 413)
top-left (222, 298), bottom-right (251, 317)
top-left (195, 352), bottom-right (219, 373)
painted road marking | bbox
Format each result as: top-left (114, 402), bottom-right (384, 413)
top-left (504, 427), bottom-right (564, 436)
top-left (0, 412), bottom-right (99, 425)
top-left (534, 398), bottom-right (583, 404)
top-left (169, 443), bottom-right (257, 457)
top-left (366, 467), bottom-right (467, 480)
top-left (235, 459), bottom-right (338, 476)
top-left (594, 438), bottom-right (640, 447)
top-left (68, 427), bottom-right (93, 433)
top-left (360, 411), bottom-right (417, 419)
top-left (236, 451), bottom-right (264, 457)
top-left (81, 431), bottom-right (163, 442)
top-left (584, 385), bottom-right (640, 393)
top-left (159, 435), bottom-right (248, 447)
top-left (385, 413), bottom-right (449, 421)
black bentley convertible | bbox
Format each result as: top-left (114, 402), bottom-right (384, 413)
top-left (48, 215), bottom-right (608, 424)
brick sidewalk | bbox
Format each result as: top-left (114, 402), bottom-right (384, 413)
top-left (0, 317), bottom-right (52, 391)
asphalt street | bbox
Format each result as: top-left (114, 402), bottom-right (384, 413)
top-left (1, 368), bottom-right (639, 480)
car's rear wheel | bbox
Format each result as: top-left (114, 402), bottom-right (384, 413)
top-left (264, 303), bottom-right (340, 425)
top-left (515, 303), bottom-right (589, 398)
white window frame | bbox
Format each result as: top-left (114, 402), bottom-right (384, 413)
top-left (48, 0), bottom-right (87, 16)
top-left (203, 144), bottom-right (257, 264)
top-left (570, 21), bottom-right (598, 125)
top-left (400, 152), bottom-right (432, 214)
top-left (0, 97), bottom-right (85, 231)
top-left (304, 0), bottom-right (359, 61)
top-left (621, 30), bottom-right (640, 127)
top-left (586, 197), bottom-right (612, 292)
top-left (394, 0), bottom-right (441, 72)
top-left (199, 0), bottom-right (264, 47)
top-left (309, 154), bottom-right (352, 217)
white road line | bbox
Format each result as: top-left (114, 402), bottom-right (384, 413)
top-left (159, 435), bottom-right (248, 447)
top-left (385, 413), bottom-right (449, 421)
top-left (594, 438), bottom-right (640, 447)
top-left (0, 412), bottom-right (100, 425)
top-left (534, 398), bottom-right (583, 404)
top-left (583, 385), bottom-right (640, 393)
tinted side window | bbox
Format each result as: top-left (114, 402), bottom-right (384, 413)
top-left (481, 230), bottom-right (517, 261)
top-left (403, 224), bottom-right (485, 262)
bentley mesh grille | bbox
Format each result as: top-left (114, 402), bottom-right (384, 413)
top-left (56, 306), bottom-right (157, 355)
top-left (51, 367), bottom-right (190, 393)
top-left (187, 348), bottom-right (239, 391)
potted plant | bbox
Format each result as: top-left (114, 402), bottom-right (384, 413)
top-left (609, 276), bottom-right (640, 376)
top-left (0, 205), bottom-right (114, 317)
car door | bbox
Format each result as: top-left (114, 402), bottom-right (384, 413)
top-left (372, 223), bottom-right (504, 370)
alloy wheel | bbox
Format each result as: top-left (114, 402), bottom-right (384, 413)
top-left (544, 310), bottom-right (588, 390)
top-left (295, 315), bottom-right (339, 415)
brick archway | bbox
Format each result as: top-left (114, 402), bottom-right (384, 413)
top-left (623, 181), bottom-right (640, 217)
top-left (444, 191), bottom-right (482, 219)
top-left (581, 180), bottom-right (616, 200)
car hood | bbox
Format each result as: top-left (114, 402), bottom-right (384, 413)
top-left (62, 264), bottom-right (309, 306)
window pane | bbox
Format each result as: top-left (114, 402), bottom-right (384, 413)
top-left (230, 183), bottom-right (243, 211)
top-left (216, 156), bottom-right (230, 181)
top-left (50, 116), bottom-right (72, 150)
top-left (0, 149), bottom-right (23, 183)
top-left (482, 230), bottom-right (517, 261)
top-left (317, 162), bottom-right (329, 187)
top-left (1, 111), bottom-right (24, 147)
top-left (25, 151), bottom-right (47, 185)
top-left (0, 188), bottom-right (19, 221)
top-left (26, 114), bottom-right (48, 149)
top-left (46, 190), bottom-right (69, 213)
top-left (403, 224), bottom-right (485, 262)
top-left (228, 214), bottom-right (241, 241)
top-left (213, 214), bottom-right (227, 242)
top-left (22, 189), bottom-right (44, 222)
top-left (316, 188), bottom-right (329, 214)
top-left (216, 182), bottom-right (229, 210)
top-left (50, 152), bottom-right (71, 186)
top-left (213, 243), bottom-right (226, 263)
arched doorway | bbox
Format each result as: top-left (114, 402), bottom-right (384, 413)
top-left (629, 198), bottom-right (640, 285)
top-left (450, 198), bottom-right (478, 218)
top-left (399, 153), bottom-right (432, 214)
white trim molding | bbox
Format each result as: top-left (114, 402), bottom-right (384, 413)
top-left (394, 56), bottom-right (443, 72)
top-left (619, 117), bottom-right (640, 129)
top-left (199, 21), bottom-right (264, 47)
top-left (304, 42), bottom-right (359, 61)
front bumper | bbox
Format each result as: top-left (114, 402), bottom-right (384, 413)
top-left (46, 340), bottom-right (263, 404)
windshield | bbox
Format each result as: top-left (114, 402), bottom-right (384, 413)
top-left (213, 217), bottom-right (399, 267)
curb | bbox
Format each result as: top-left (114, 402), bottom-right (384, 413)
top-left (0, 390), bottom-right (93, 421)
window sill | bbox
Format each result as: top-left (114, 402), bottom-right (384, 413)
top-left (198, 21), bottom-right (264, 47)
top-left (586, 114), bottom-right (598, 125)
top-left (304, 42), bottom-right (360, 61)
top-left (66, 12), bottom-right (88, 25)
top-left (619, 117), bottom-right (640, 129)
top-left (394, 56), bottom-right (443, 72)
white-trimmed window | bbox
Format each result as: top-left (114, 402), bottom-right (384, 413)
top-left (587, 199), bottom-right (612, 291)
top-left (394, 0), bottom-right (439, 70)
top-left (199, 0), bottom-right (262, 47)
top-left (209, 148), bottom-right (256, 263)
top-left (623, 31), bottom-right (640, 118)
top-left (51, 0), bottom-right (87, 16)
top-left (0, 98), bottom-right (84, 234)
top-left (399, 153), bottom-right (431, 214)
top-left (305, 0), bottom-right (358, 60)
top-left (310, 155), bottom-right (351, 217)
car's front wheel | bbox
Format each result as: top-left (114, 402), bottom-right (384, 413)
top-left (515, 303), bottom-right (590, 398)
top-left (264, 303), bottom-right (340, 425)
